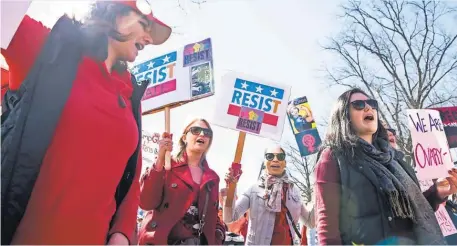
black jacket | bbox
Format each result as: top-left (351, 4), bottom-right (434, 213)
top-left (335, 150), bottom-right (442, 244)
top-left (1, 15), bottom-right (149, 244)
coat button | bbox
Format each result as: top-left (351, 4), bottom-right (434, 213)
top-left (150, 221), bottom-right (157, 228)
top-left (171, 183), bottom-right (178, 188)
top-left (164, 202), bottom-right (169, 209)
top-left (388, 216), bottom-right (392, 221)
top-left (379, 187), bottom-right (383, 191)
top-left (358, 166), bottom-right (363, 170)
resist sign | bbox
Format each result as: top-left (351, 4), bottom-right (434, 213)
top-left (212, 71), bottom-right (290, 141)
top-left (407, 109), bottom-right (454, 180)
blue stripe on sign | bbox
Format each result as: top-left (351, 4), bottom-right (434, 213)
top-left (132, 51), bottom-right (177, 75)
top-left (234, 78), bottom-right (284, 99)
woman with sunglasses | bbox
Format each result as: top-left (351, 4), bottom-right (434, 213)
top-left (221, 145), bottom-right (315, 245)
top-left (139, 118), bottom-right (226, 245)
top-left (315, 88), bottom-right (457, 245)
top-left (1, 1), bottom-right (171, 245)
top-left (382, 121), bottom-right (398, 149)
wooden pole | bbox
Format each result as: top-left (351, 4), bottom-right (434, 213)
top-left (164, 107), bottom-right (171, 170)
top-left (226, 131), bottom-right (246, 207)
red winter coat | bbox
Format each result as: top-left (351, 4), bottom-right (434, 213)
top-left (139, 155), bottom-right (226, 245)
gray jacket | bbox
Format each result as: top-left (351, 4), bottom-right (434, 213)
top-left (223, 184), bottom-right (315, 245)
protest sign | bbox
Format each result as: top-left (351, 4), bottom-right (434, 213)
top-left (436, 204), bottom-right (457, 237)
top-left (286, 96), bottom-right (321, 156)
top-left (418, 179), bottom-right (434, 192)
top-left (407, 109), bottom-right (454, 180)
top-left (131, 38), bottom-right (214, 113)
top-left (1, 1), bottom-right (31, 49)
top-left (212, 71), bottom-right (291, 141)
top-left (141, 130), bottom-right (160, 174)
top-left (433, 106), bottom-right (457, 149)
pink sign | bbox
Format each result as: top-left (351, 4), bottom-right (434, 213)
top-left (435, 204), bottom-right (457, 237)
top-left (418, 179), bottom-right (434, 192)
top-left (407, 109), bottom-right (454, 181)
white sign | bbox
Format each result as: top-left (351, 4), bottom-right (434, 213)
top-left (131, 38), bottom-right (214, 113)
top-left (141, 130), bottom-right (160, 174)
top-left (407, 109), bottom-right (453, 180)
top-left (212, 71), bottom-right (291, 141)
top-left (436, 204), bottom-right (457, 237)
top-left (419, 179), bottom-right (434, 192)
top-left (1, 0), bottom-right (32, 49)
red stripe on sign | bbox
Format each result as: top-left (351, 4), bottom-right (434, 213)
top-left (227, 104), bottom-right (241, 116)
top-left (142, 79), bottom-right (177, 100)
top-left (263, 113), bottom-right (278, 126)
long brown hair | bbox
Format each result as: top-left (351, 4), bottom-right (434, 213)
top-left (176, 118), bottom-right (214, 162)
top-left (81, 2), bottom-right (151, 72)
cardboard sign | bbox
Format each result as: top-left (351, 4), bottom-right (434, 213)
top-left (141, 130), bottom-right (160, 174)
top-left (1, 1), bottom-right (31, 49)
top-left (131, 38), bottom-right (214, 113)
top-left (212, 71), bottom-right (291, 141)
top-left (436, 204), bottom-right (457, 237)
top-left (286, 96), bottom-right (322, 156)
top-left (407, 109), bottom-right (454, 180)
top-left (433, 106), bottom-right (457, 149)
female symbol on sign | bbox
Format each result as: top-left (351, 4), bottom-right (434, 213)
top-left (302, 134), bottom-right (316, 153)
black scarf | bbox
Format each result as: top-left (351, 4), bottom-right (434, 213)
top-left (354, 138), bottom-right (445, 244)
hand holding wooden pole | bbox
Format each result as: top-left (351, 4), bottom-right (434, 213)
top-left (226, 131), bottom-right (246, 207)
top-left (164, 107), bottom-right (171, 170)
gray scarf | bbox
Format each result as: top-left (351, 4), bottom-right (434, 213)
top-left (258, 171), bottom-right (292, 212)
top-left (355, 138), bottom-right (445, 245)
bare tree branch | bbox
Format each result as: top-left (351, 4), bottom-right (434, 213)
top-left (323, 0), bottom-right (457, 166)
top-left (283, 142), bottom-right (317, 204)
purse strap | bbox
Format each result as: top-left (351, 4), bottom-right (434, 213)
top-left (197, 183), bottom-right (212, 237)
top-left (282, 200), bottom-right (302, 239)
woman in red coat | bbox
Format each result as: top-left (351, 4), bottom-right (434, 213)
top-left (1, 1), bottom-right (171, 244)
top-left (139, 118), bottom-right (226, 245)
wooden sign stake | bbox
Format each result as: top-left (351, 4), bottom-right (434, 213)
top-left (226, 131), bottom-right (246, 207)
top-left (164, 106), bottom-right (171, 170)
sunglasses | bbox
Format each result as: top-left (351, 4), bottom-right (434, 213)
top-left (265, 153), bottom-right (286, 161)
top-left (188, 126), bottom-right (213, 137)
top-left (387, 128), bottom-right (397, 136)
top-left (350, 99), bottom-right (378, 110)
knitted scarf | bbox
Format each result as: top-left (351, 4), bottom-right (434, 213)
top-left (355, 138), bottom-right (445, 244)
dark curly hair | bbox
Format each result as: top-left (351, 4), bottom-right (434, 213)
top-left (80, 1), bottom-right (151, 72)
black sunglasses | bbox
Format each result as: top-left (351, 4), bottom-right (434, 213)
top-left (265, 153), bottom-right (286, 161)
top-left (387, 128), bottom-right (397, 136)
top-left (188, 126), bottom-right (213, 137)
top-left (350, 99), bottom-right (378, 110)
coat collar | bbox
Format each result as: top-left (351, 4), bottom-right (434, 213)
top-left (171, 152), bottom-right (219, 190)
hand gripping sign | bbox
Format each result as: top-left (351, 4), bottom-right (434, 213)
top-left (212, 71), bottom-right (291, 206)
top-left (132, 38), bottom-right (215, 170)
top-left (407, 109), bottom-right (454, 180)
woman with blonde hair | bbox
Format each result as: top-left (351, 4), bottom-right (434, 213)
top-left (139, 118), bottom-right (226, 245)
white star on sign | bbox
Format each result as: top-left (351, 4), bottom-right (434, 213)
top-left (131, 66), bottom-right (140, 74)
top-left (241, 81), bottom-right (249, 89)
top-left (147, 61), bottom-right (154, 69)
top-left (270, 89), bottom-right (278, 97)
top-left (163, 55), bottom-right (170, 63)
top-left (256, 85), bottom-right (263, 93)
